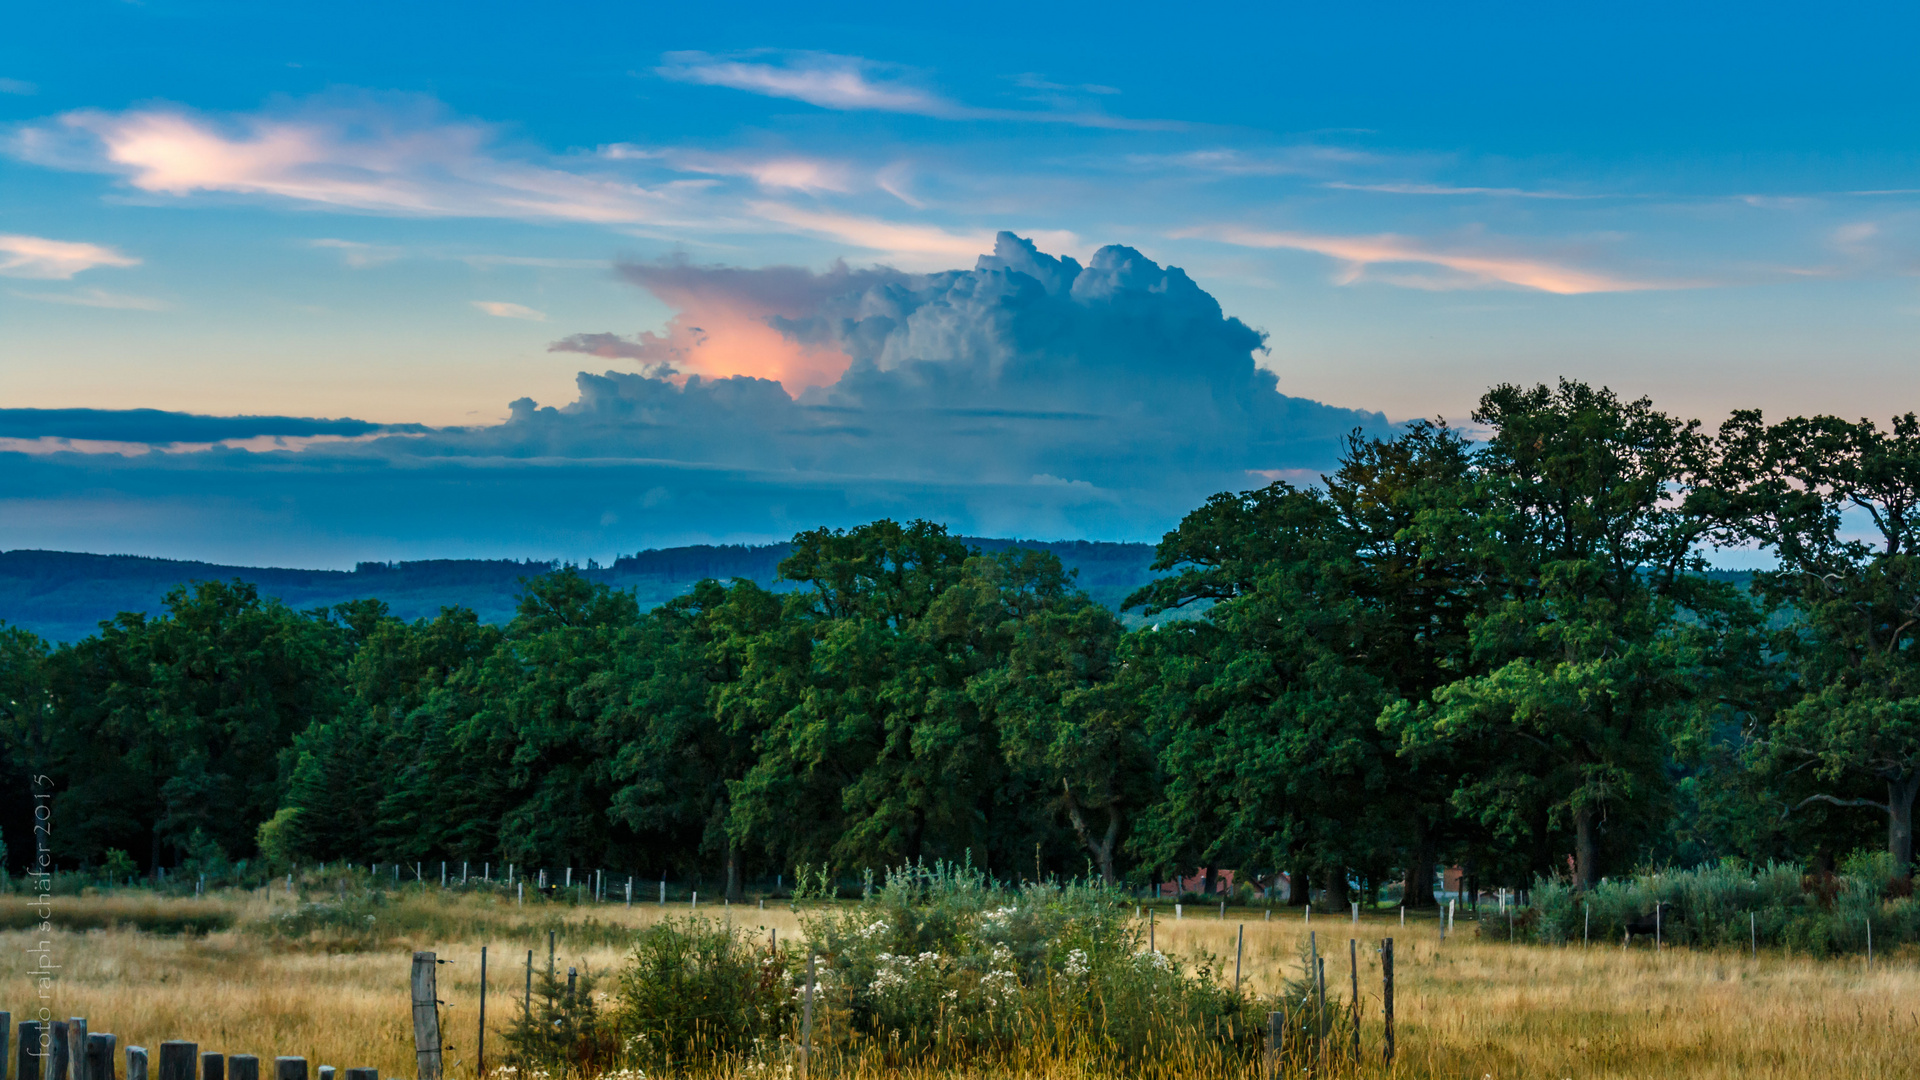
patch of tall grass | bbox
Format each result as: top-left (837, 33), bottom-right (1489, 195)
top-left (0, 893), bottom-right (236, 935)
top-left (1502, 852), bottom-right (1920, 955)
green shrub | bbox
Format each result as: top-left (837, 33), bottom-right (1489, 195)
top-left (616, 917), bottom-right (796, 1068)
top-left (1494, 855), bottom-right (1920, 954)
top-left (596, 861), bottom-right (1352, 1073)
top-left (503, 960), bottom-right (621, 1078)
top-left (788, 860), bottom-right (1286, 1068)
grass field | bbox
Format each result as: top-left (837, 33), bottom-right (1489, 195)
top-left (3, 887), bottom-right (1915, 1079)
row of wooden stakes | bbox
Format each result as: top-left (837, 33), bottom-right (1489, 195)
top-left (0, 1016), bottom-right (378, 1080)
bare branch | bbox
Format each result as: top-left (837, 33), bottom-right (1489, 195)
top-left (1796, 793), bottom-right (1891, 814)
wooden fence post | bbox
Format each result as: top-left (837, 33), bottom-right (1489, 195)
top-left (155, 1044), bottom-right (194, 1080)
top-left (124, 1048), bottom-right (146, 1080)
top-left (1382, 937), bottom-right (1394, 1067)
top-left (49, 1022), bottom-right (66, 1080)
top-left (342, 1069), bottom-right (377, 1080)
top-left (411, 951), bottom-right (443, 1080)
top-left (18, 1023), bottom-right (42, 1080)
top-left (0, 1010), bottom-right (10, 1080)
top-left (316, 1067), bottom-right (333, 1080)
top-left (227, 1057), bottom-right (256, 1080)
top-left (66, 1020), bottom-right (85, 1080)
top-left (272, 1059), bottom-right (306, 1080)
top-left (1234, 925), bottom-right (1244, 993)
top-left (199, 1051), bottom-right (222, 1080)
top-left (86, 1035), bottom-right (114, 1080)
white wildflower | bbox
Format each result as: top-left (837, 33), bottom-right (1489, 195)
top-left (1063, 948), bottom-right (1089, 980)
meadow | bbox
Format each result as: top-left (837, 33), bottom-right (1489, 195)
top-left (2, 885), bottom-right (1916, 1080)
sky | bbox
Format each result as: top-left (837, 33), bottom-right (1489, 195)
top-left (2, 1), bottom-right (1918, 565)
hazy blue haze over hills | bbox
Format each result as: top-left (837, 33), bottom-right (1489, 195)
top-left (0, 538), bottom-right (1165, 644)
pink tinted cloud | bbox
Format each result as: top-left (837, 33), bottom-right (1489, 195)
top-left (0, 234), bottom-right (139, 279)
top-left (16, 98), bottom-right (697, 225)
top-left (550, 259), bottom-right (894, 397)
top-left (1180, 226), bottom-right (1661, 294)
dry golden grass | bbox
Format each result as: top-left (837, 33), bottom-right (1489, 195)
top-left (6, 890), bottom-right (1918, 1079)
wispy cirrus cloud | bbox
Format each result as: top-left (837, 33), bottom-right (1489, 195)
top-left (9, 94), bottom-right (1055, 262)
top-left (471, 300), bottom-right (547, 321)
top-left (657, 51), bottom-right (1181, 131)
top-left (310, 238), bottom-right (403, 268)
top-left (659, 51), bottom-right (951, 115)
top-left (12, 95), bottom-right (706, 226)
top-left (0, 234), bottom-right (139, 279)
top-left (0, 78), bottom-right (35, 96)
top-left (600, 143), bottom-right (855, 193)
top-left (9, 286), bottom-right (166, 310)
top-left (1323, 181), bottom-right (1603, 199)
top-left (1126, 146), bottom-right (1387, 178)
top-left (1178, 225), bottom-right (1662, 294)
top-left (748, 202), bottom-right (1078, 267)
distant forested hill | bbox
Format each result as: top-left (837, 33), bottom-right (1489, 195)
top-left (0, 538), bottom-right (1166, 643)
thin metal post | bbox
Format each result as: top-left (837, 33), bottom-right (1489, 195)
top-left (800, 952), bottom-right (816, 1080)
top-left (478, 945), bottom-right (488, 1079)
top-left (1349, 938), bottom-right (1359, 1062)
top-left (1382, 937), bottom-right (1395, 1067)
top-left (1265, 1012), bottom-right (1284, 1079)
top-left (1234, 924), bottom-right (1244, 993)
top-left (1314, 956), bottom-right (1327, 1072)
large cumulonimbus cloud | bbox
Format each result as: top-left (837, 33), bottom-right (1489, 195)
top-left (2, 234), bottom-right (1389, 562)
top-left (530, 232), bottom-right (1387, 490)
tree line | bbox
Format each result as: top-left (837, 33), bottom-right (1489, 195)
top-left (3, 378), bottom-right (1917, 905)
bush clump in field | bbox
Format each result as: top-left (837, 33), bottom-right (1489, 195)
top-left (607, 860), bottom-right (1330, 1076)
top-left (615, 918), bottom-right (797, 1069)
top-left (1497, 853), bottom-right (1920, 956)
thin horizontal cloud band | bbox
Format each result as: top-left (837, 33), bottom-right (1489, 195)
top-left (1174, 225), bottom-right (1675, 294)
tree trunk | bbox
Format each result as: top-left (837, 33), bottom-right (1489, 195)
top-left (1059, 782), bottom-right (1121, 883)
top-left (1322, 866), bottom-right (1349, 909)
top-left (1573, 802), bottom-right (1597, 891)
top-left (1289, 868), bottom-right (1310, 906)
top-left (1404, 832), bottom-right (1436, 909)
top-left (1093, 804), bottom-right (1120, 885)
top-left (1889, 773), bottom-right (1920, 874)
top-left (724, 842), bottom-right (742, 904)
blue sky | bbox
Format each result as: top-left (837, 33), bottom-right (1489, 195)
top-left (2, 1), bottom-right (1917, 564)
